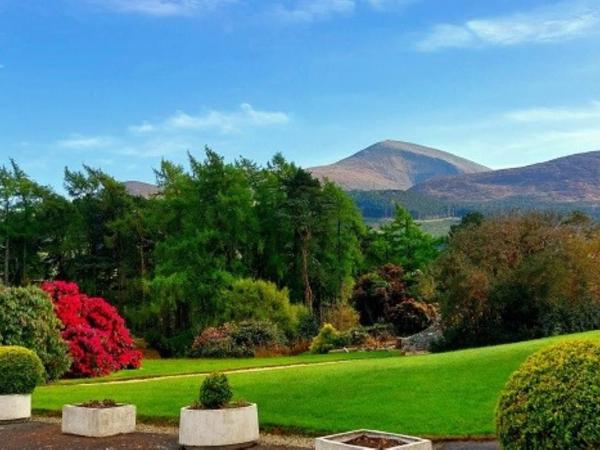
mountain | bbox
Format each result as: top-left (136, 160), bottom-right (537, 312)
top-left (411, 151), bottom-right (600, 204)
top-left (308, 140), bottom-right (489, 191)
top-left (124, 180), bottom-right (159, 198)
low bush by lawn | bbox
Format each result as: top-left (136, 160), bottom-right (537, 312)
top-left (34, 330), bottom-right (600, 438)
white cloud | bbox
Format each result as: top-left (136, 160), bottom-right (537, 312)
top-left (129, 121), bottom-right (156, 133)
top-left (504, 101), bottom-right (600, 123)
top-left (91, 0), bottom-right (234, 17)
top-left (271, 0), bottom-right (355, 23)
top-left (417, 0), bottom-right (600, 51)
top-left (163, 103), bottom-right (290, 133)
top-left (366, 0), bottom-right (418, 10)
top-left (57, 134), bottom-right (114, 149)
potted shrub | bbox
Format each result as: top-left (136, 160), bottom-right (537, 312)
top-left (179, 372), bottom-right (259, 449)
top-left (62, 399), bottom-right (136, 437)
top-left (0, 346), bottom-right (45, 421)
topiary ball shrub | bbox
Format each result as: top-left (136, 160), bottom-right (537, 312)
top-left (198, 373), bottom-right (233, 409)
top-left (496, 340), bottom-right (600, 450)
top-left (0, 346), bottom-right (45, 395)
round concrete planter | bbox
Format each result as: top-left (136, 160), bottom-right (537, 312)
top-left (62, 404), bottom-right (136, 437)
top-left (178, 403), bottom-right (259, 449)
top-left (0, 394), bottom-right (31, 421)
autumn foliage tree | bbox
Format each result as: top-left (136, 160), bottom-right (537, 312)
top-left (41, 281), bottom-right (141, 377)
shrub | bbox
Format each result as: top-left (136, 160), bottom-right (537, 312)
top-left (230, 320), bottom-right (286, 350)
top-left (191, 324), bottom-right (244, 358)
top-left (41, 281), bottom-right (142, 378)
top-left (220, 278), bottom-right (304, 337)
top-left (386, 300), bottom-right (437, 336)
top-left (351, 264), bottom-right (434, 337)
top-left (496, 340), bottom-right (600, 450)
top-left (0, 346), bottom-right (45, 395)
top-left (0, 285), bottom-right (70, 380)
top-left (322, 303), bottom-right (360, 332)
top-left (198, 373), bottom-right (233, 409)
top-left (310, 323), bottom-right (346, 354)
top-left (191, 320), bottom-right (286, 358)
top-left (296, 308), bottom-right (319, 340)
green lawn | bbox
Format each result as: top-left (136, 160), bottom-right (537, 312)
top-left (55, 350), bottom-right (398, 385)
top-left (34, 330), bottom-right (600, 438)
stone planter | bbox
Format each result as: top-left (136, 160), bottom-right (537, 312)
top-left (179, 403), bottom-right (259, 449)
top-left (316, 430), bottom-right (432, 450)
top-left (62, 404), bottom-right (136, 437)
top-left (0, 394), bottom-right (31, 421)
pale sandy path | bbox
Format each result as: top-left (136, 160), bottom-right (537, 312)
top-left (72, 358), bottom-right (359, 386)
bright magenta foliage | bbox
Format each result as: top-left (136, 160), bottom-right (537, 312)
top-left (41, 281), bottom-right (141, 378)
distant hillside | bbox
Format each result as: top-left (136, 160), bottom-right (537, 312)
top-left (124, 180), bottom-right (159, 198)
top-left (411, 151), bottom-right (600, 204)
top-left (349, 190), bottom-right (467, 220)
top-left (309, 140), bottom-right (489, 191)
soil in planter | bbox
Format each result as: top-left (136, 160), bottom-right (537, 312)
top-left (189, 400), bottom-right (251, 410)
top-left (345, 434), bottom-right (406, 449)
top-left (77, 399), bottom-right (119, 408)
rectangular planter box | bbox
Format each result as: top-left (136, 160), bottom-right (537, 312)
top-left (316, 430), bottom-right (432, 450)
top-left (0, 394), bottom-right (31, 421)
top-left (62, 404), bottom-right (136, 437)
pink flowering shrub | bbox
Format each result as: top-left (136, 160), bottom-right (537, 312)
top-left (41, 281), bottom-right (141, 378)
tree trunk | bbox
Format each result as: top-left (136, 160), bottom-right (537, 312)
top-left (300, 233), bottom-right (313, 311)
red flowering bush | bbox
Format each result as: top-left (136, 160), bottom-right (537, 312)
top-left (41, 281), bottom-right (141, 378)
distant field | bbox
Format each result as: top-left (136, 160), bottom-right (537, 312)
top-left (33, 330), bottom-right (600, 438)
top-left (365, 216), bottom-right (459, 236)
top-left (416, 217), bottom-right (460, 236)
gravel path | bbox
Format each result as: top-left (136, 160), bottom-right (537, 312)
top-left (23, 417), bottom-right (499, 449)
top-left (75, 359), bottom-right (358, 386)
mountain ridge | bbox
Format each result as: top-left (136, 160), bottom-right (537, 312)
top-left (308, 140), bottom-right (489, 191)
top-left (411, 150), bottom-right (600, 203)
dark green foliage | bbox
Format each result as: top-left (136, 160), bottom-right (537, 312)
top-left (349, 190), bottom-right (466, 220)
top-left (198, 373), bottom-right (233, 409)
top-left (496, 340), bottom-right (600, 449)
top-left (0, 346), bottom-right (45, 394)
top-left (363, 205), bottom-right (440, 272)
top-left (0, 286), bottom-right (70, 380)
top-left (220, 278), bottom-right (303, 338)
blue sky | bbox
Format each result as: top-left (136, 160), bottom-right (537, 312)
top-left (1, 0), bottom-right (600, 187)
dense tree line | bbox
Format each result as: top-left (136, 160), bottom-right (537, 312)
top-left (424, 212), bottom-right (600, 350)
top-left (0, 151), bottom-right (438, 355)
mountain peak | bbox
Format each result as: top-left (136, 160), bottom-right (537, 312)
top-left (309, 140), bottom-right (489, 191)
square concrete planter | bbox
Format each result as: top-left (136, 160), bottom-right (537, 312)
top-left (0, 394), bottom-right (31, 421)
top-left (316, 430), bottom-right (432, 450)
top-left (179, 403), bottom-right (259, 449)
top-left (62, 403), bottom-right (136, 437)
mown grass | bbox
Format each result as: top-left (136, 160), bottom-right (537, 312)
top-left (34, 330), bottom-right (600, 438)
top-left (54, 350), bottom-right (398, 385)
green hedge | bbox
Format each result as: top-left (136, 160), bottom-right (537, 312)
top-left (0, 346), bottom-right (45, 395)
top-left (496, 340), bottom-right (600, 449)
top-left (0, 285), bottom-right (70, 380)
